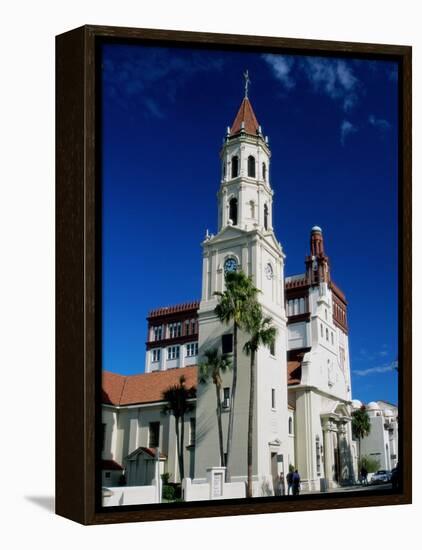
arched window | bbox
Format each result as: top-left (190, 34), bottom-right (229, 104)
top-left (262, 162), bottom-right (267, 181)
top-left (229, 197), bottom-right (238, 225)
top-left (264, 203), bottom-right (269, 230)
top-left (288, 417), bottom-right (293, 435)
top-left (247, 155), bottom-right (256, 178)
top-left (320, 324), bottom-right (323, 338)
top-left (223, 161), bottom-right (226, 178)
top-left (231, 155), bottom-right (239, 178)
top-left (326, 328), bottom-right (329, 341)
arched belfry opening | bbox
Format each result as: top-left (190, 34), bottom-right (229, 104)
top-left (262, 162), bottom-right (267, 181)
top-left (264, 203), bottom-right (269, 230)
top-left (229, 197), bottom-right (238, 226)
top-left (247, 155), bottom-right (256, 178)
top-left (231, 155), bottom-right (239, 178)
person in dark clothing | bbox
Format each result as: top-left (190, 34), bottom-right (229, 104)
top-left (292, 470), bottom-right (301, 495)
top-left (391, 463), bottom-right (399, 490)
top-left (360, 466), bottom-right (368, 486)
top-left (286, 470), bottom-right (293, 495)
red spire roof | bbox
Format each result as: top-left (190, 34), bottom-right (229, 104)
top-left (229, 97), bottom-right (260, 136)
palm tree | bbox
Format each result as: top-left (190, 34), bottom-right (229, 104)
top-left (162, 375), bottom-right (196, 483)
top-left (351, 405), bottom-right (371, 465)
top-left (214, 270), bottom-right (260, 482)
top-left (243, 305), bottom-right (277, 497)
top-left (199, 348), bottom-right (232, 468)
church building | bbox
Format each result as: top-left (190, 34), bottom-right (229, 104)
top-left (102, 83), bottom-right (358, 499)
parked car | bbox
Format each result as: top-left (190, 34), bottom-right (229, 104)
top-left (371, 470), bottom-right (391, 484)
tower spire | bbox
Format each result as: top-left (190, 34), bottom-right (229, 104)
top-left (306, 226), bottom-right (330, 285)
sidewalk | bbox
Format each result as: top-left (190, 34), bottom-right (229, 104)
top-left (303, 483), bottom-right (393, 495)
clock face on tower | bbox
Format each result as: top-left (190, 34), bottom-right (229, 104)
top-left (224, 257), bottom-right (238, 274)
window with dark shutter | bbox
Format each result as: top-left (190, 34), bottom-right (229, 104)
top-left (247, 155), bottom-right (256, 177)
top-left (229, 198), bottom-right (238, 225)
top-left (264, 203), bottom-right (268, 230)
top-left (222, 334), bottom-right (233, 354)
top-left (148, 422), bottom-right (160, 448)
top-left (231, 155), bottom-right (239, 178)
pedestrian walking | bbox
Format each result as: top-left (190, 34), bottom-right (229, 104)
top-left (360, 466), bottom-right (368, 486)
top-left (286, 469), bottom-right (293, 495)
top-left (391, 463), bottom-right (399, 490)
top-left (292, 469), bottom-right (301, 495)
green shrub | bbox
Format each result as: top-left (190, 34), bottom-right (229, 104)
top-left (359, 455), bottom-right (381, 473)
top-left (161, 472), bottom-right (171, 485)
top-left (162, 485), bottom-right (175, 501)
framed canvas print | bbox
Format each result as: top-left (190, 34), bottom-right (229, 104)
top-left (56, 25), bottom-right (412, 525)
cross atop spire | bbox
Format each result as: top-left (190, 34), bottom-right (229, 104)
top-left (243, 69), bottom-right (251, 98)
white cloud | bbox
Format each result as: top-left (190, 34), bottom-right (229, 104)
top-left (103, 48), bottom-right (224, 118)
top-left (353, 360), bottom-right (398, 377)
top-left (340, 120), bottom-right (357, 145)
top-left (300, 57), bottom-right (359, 111)
top-left (261, 54), bottom-right (296, 89)
top-left (369, 114), bottom-right (391, 130)
top-left (262, 54), bottom-right (360, 112)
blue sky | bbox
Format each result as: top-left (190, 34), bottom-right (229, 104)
top-left (101, 43), bottom-right (399, 405)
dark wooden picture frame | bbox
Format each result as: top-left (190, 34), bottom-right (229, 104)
top-left (56, 25), bottom-right (412, 525)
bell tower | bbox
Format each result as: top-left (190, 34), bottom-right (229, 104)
top-left (218, 74), bottom-right (273, 234)
top-left (195, 74), bottom-right (289, 495)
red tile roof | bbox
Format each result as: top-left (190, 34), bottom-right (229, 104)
top-left (288, 360), bottom-right (301, 385)
top-left (102, 459), bottom-right (123, 471)
top-left (127, 447), bottom-right (167, 460)
top-left (230, 98), bottom-right (260, 136)
top-left (148, 301), bottom-right (200, 319)
top-left (102, 366), bottom-right (198, 406)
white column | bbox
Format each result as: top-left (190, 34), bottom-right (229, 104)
top-left (153, 448), bottom-right (162, 503)
top-left (242, 245), bottom-right (249, 275)
top-left (222, 189), bottom-right (227, 226)
top-left (201, 252), bottom-right (209, 301)
top-left (323, 420), bottom-right (334, 487)
top-left (239, 184), bottom-right (244, 228)
top-left (180, 343), bottom-right (185, 369)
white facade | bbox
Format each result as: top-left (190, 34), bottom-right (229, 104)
top-left (145, 341), bottom-right (198, 372)
top-left (102, 401), bottom-right (196, 485)
top-left (287, 288), bottom-right (355, 490)
top-left (351, 400), bottom-right (399, 471)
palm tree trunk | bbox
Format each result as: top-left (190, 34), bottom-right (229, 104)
top-left (247, 349), bottom-right (256, 498)
top-left (215, 383), bottom-right (225, 467)
top-left (358, 437), bottom-right (361, 470)
top-left (225, 321), bottom-right (238, 482)
top-left (175, 416), bottom-right (183, 483)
